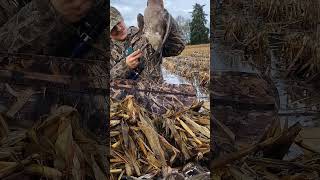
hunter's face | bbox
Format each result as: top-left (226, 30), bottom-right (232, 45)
top-left (111, 20), bottom-right (127, 41)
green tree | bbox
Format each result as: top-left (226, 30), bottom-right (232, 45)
top-left (190, 3), bottom-right (209, 44)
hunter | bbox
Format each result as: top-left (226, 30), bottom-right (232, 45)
top-left (0, 0), bottom-right (108, 140)
top-left (110, 6), bottom-right (186, 81)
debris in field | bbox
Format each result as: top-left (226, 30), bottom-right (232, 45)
top-left (110, 96), bottom-right (210, 179)
top-left (111, 79), bottom-right (198, 114)
top-left (212, 116), bottom-right (320, 179)
top-left (212, 1), bottom-right (320, 178)
top-left (282, 33), bottom-right (320, 81)
top-left (219, 0), bottom-right (320, 82)
top-left (0, 106), bottom-right (107, 179)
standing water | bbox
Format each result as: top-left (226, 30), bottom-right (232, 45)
top-left (162, 67), bottom-right (209, 102)
top-left (212, 9), bottom-right (320, 145)
top-left (269, 35), bottom-right (320, 128)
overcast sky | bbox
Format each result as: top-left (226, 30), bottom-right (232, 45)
top-left (110, 0), bottom-right (210, 27)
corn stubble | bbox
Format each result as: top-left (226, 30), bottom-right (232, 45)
top-left (163, 44), bottom-right (210, 88)
top-left (221, 0), bottom-right (320, 80)
top-left (110, 96), bottom-right (210, 179)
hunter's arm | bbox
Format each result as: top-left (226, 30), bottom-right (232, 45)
top-left (162, 10), bottom-right (186, 57)
top-left (0, 0), bottom-right (74, 54)
top-left (110, 45), bottom-right (134, 79)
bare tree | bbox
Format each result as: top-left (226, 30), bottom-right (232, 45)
top-left (176, 15), bottom-right (191, 44)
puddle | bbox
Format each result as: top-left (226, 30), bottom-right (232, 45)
top-left (162, 68), bottom-right (190, 85)
top-left (269, 38), bottom-right (320, 128)
top-left (162, 67), bottom-right (209, 102)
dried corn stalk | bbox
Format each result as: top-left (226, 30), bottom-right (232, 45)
top-left (110, 96), bottom-right (210, 179)
top-left (0, 106), bottom-right (107, 179)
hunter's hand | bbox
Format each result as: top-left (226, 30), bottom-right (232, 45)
top-left (50, 0), bottom-right (93, 23)
top-left (126, 50), bottom-right (142, 69)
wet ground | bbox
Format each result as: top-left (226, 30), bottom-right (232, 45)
top-left (270, 49), bottom-right (320, 128)
top-left (154, 68), bottom-right (211, 179)
top-left (212, 5), bottom-right (320, 149)
top-left (162, 67), bottom-right (209, 103)
top-left (162, 68), bottom-right (190, 85)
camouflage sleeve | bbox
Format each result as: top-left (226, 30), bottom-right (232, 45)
top-left (110, 46), bottom-right (132, 79)
top-left (162, 10), bottom-right (186, 57)
top-left (0, 0), bottom-right (74, 54)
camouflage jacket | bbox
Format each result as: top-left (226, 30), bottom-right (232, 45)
top-left (0, 0), bottom-right (108, 126)
top-left (0, 2), bottom-right (109, 175)
top-left (110, 9), bottom-right (185, 81)
top-left (0, 0), bottom-right (108, 85)
top-left (0, 0), bottom-right (106, 58)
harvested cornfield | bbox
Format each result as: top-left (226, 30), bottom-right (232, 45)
top-left (0, 106), bottom-right (108, 179)
top-left (281, 33), bottom-right (320, 81)
top-left (179, 44), bottom-right (210, 58)
top-left (110, 96), bottom-right (210, 179)
top-left (222, 15), bottom-right (271, 71)
top-left (253, 0), bottom-right (320, 28)
top-left (163, 44), bottom-right (210, 88)
top-left (219, 0), bottom-right (320, 82)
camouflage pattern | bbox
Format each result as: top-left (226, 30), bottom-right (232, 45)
top-left (110, 6), bottom-right (123, 32)
top-left (110, 9), bottom-right (185, 81)
top-left (0, 0), bottom-right (109, 141)
top-left (111, 79), bottom-right (197, 114)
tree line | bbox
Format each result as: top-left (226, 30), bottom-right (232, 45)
top-left (176, 3), bottom-right (209, 45)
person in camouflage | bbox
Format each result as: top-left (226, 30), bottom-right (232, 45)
top-left (110, 6), bottom-right (186, 81)
top-left (0, 1), bottom-right (109, 179)
top-left (0, 0), bottom-right (108, 141)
